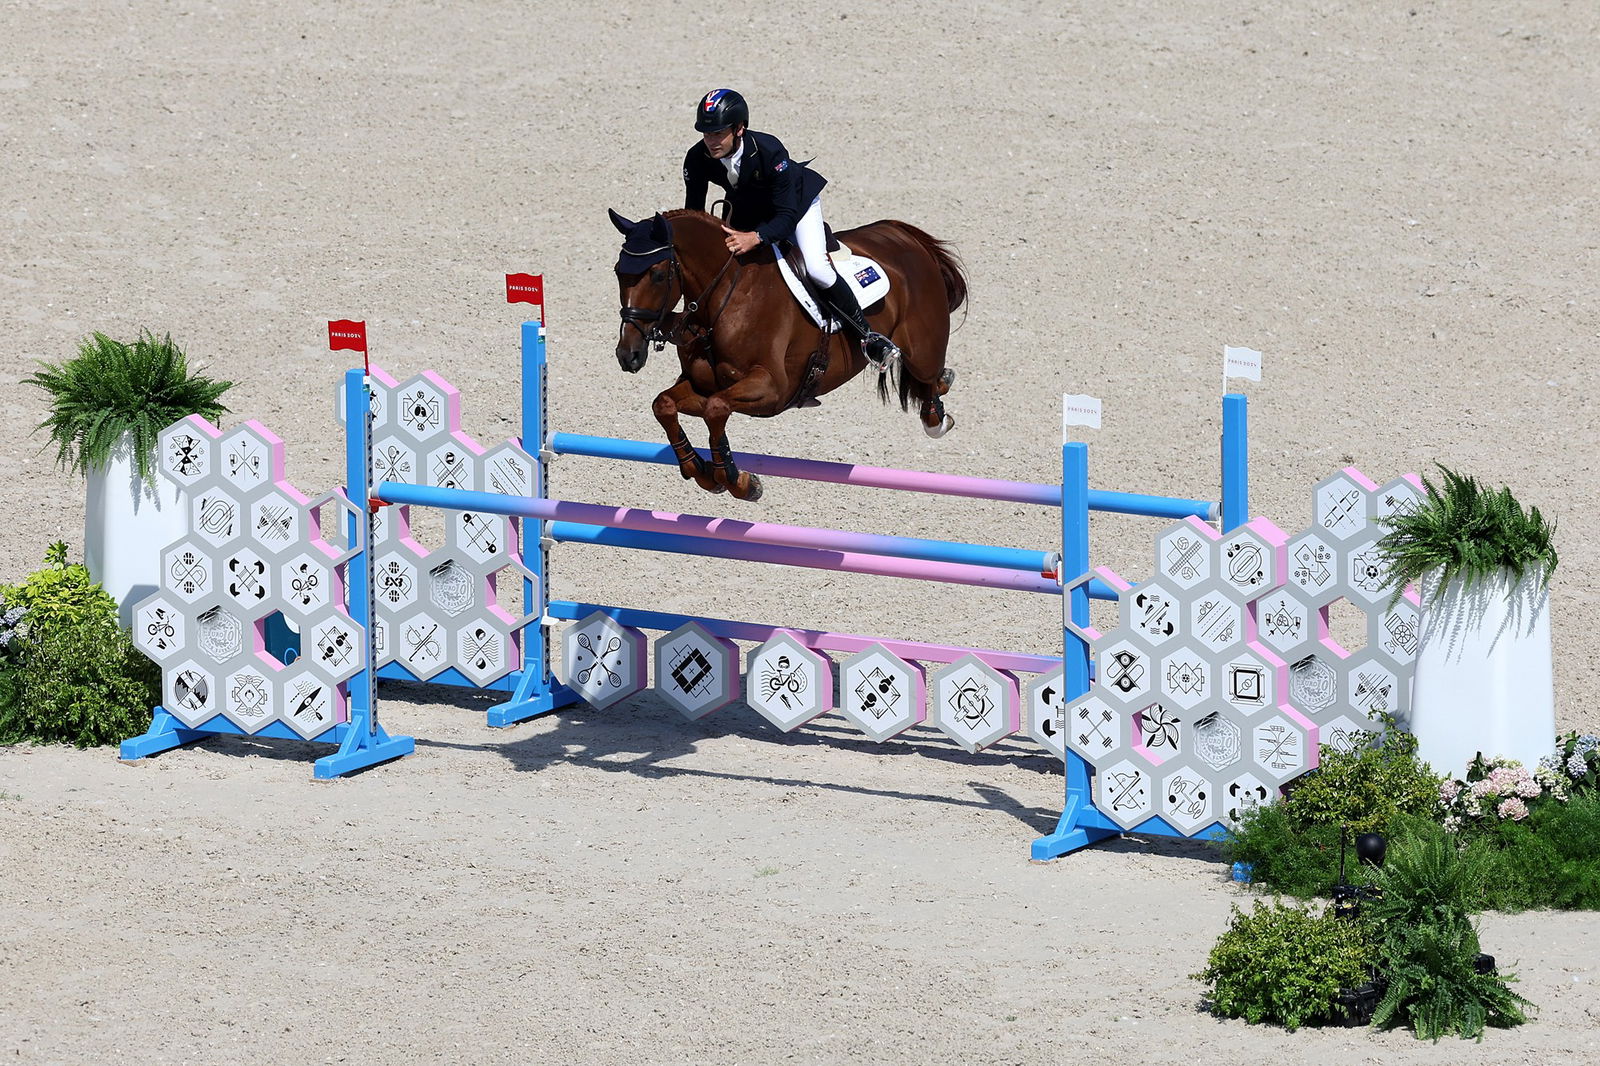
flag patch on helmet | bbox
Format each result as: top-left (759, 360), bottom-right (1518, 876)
top-left (855, 266), bottom-right (881, 286)
top-left (703, 89), bottom-right (727, 110)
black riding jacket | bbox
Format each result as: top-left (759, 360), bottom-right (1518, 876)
top-left (683, 129), bottom-right (827, 245)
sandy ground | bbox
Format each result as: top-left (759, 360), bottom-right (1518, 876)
top-left (2, 1), bottom-right (1599, 1062)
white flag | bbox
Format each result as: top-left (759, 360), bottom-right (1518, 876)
top-left (1062, 394), bottom-right (1103, 438)
top-left (1223, 345), bottom-right (1263, 382)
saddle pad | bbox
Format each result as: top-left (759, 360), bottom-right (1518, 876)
top-left (773, 242), bottom-right (893, 329)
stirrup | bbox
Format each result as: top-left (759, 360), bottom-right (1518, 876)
top-left (864, 332), bottom-right (900, 368)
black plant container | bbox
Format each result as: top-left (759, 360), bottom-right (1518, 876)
top-left (1333, 981), bottom-right (1382, 1027)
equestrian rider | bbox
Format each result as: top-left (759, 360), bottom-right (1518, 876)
top-left (682, 88), bottom-right (900, 367)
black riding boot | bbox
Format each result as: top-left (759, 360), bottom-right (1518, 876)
top-left (820, 276), bottom-right (900, 367)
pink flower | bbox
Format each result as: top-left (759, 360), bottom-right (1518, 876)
top-left (1497, 797), bottom-right (1529, 821)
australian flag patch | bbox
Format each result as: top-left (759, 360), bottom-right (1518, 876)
top-left (774, 159), bottom-right (789, 173)
top-left (854, 265), bottom-right (881, 286)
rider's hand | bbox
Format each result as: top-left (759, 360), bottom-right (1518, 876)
top-left (721, 226), bottom-right (761, 255)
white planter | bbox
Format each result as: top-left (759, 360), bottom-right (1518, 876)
top-left (1410, 566), bottom-right (1555, 778)
top-left (84, 432), bottom-right (186, 627)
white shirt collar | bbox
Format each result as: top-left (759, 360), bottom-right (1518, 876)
top-left (719, 137), bottom-right (744, 185)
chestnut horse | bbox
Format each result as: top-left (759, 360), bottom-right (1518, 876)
top-left (610, 208), bottom-right (967, 501)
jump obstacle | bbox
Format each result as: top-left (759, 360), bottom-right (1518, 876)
top-left (121, 292), bottom-right (1255, 860)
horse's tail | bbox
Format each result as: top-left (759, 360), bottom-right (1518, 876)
top-left (883, 221), bottom-right (969, 314)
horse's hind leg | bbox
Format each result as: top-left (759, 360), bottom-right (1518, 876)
top-left (653, 380), bottom-right (723, 494)
top-left (896, 332), bottom-right (957, 438)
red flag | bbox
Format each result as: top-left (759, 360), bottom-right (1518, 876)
top-left (327, 320), bottom-right (368, 353)
top-left (505, 273), bottom-right (545, 323)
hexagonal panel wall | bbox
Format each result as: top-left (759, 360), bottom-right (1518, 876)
top-left (1023, 664), bottom-right (1067, 758)
top-left (930, 655), bottom-right (1020, 753)
top-left (839, 644), bottom-right (926, 742)
top-left (562, 612), bottom-right (647, 710)
top-left (746, 632), bottom-right (834, 731)
top-left (1070, 464), bottom-right (1420, 838)
top-left (655, 621), bottom-right (740, 721)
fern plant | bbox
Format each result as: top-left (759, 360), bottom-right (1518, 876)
top-left (1365, 823), bottom-right (1534, 1040)
top-left (23, 329), bottom-right (232, 486)
top-left (1377, 465), bottom-right (1557, 601)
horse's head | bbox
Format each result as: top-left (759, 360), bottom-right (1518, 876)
top-left (610, 209), bottom-right (679, 373)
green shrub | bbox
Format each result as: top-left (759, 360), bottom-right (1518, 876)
top-left (1220, 801), bottom-right (1344, 899)
top-left (0, 543), bottom-right (158, 748)
top-left (1366, 824), bottom-right (1533, 1040)
top-left (1281, 723), bottom-right (1445, 835)
top-left (1476, 793), bottom-right (1600, 911)
top-left (1193, 899), bottom-right (1378, 1031)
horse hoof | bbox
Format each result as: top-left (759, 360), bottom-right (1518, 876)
top-left (924, 413), bottom-right (955, 439)
top-left (742, 475), bottom-right (764, 502)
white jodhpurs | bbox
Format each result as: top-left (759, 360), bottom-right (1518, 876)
top-left (792, 198), bottom-right (837, 287)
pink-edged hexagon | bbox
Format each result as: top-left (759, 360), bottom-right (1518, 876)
top-left (372, 435), bottom-right (419, 487)
top-left (191, 487), bottom-right (244, 549)
top-left (1064, 690), bottom-right (1127, 764)
top-left (1023, 663), bottom-right (1068, 758)
top-left (222, 658), bottom-right (280, 733)
top-left (1153, 516), bottom-right (1218, 591)
top-left (1062, 566), bottom-right (1129, 645)
top-left (1287, 652), bottom-right (1342, 717)
top-left (219, 547), bottom-right (272, 614)
top-left (452, 510), bottom-right (513, 568)
top-left (426, 557), bottom-right (480, 619)
top-left (393, 371), bottom-right (460, 443)
top-left (1216, 644), bottom-right (1284, 718)
top-left (162, 540), bottom-right (214, 603)
top-left (1121, 577), bottom-right (1184, 647)
top-left (1343, 651), bottom-right (1403, 721)
top-left (159, 416), bottom-right (219, 488)
top-left (482, 440), bottom-right (539, 499)
top-left (1284, 527), bottom-right (1342, 607)
top-left (1190, 710), bottom-right (1246, 774)
top-left (247, 485), bottom-right (309, 558)
top-left (306, 489), bottom-right (364, 566)
top-left (1132, 700), bottom-right (1185, 765)
top-left (1158, 644), bottom-right (1212, 711)
top-left (1370, 591), bottom-right (1421, 667)
top-left (304, 610), bottom-right (364, 684)
top-left (840, 644), bottom-right (926, 741)
top-left (373, 548), bottom-right (422, 612)
top-left (1320, 712), bottom-right (1381, 755)
top-left (1312, 467), bottom-right (1379, 543)
top-left (746, 632), bottom-right (832, 731)
top-left (1373, 473), bottom-right (1426, 524)
top-left (1095, 757), bottom-right (1156, 831)
top-left (1188, 584), bottom-right (1244, 653)
top-left (132, 594), bottom-right (187, 662)
top-left (424, 432), bottom-right (483, 492)
top-left (1252, 587), bottom-right (1317, 661)
top-left (1161, 763), bottom-right (1219, 835)
top-left (1220, 772), bottom-right (1275, 826)
top-left (1214, 517), bottom-right (1288, 599)
top-left (930, 656), bottom-right (1020, 753)
top-left (1096, 637), bottom-right (1153, 706)
top-left (281, 550), bottom-right (337, 617)
top-left (656, 621), bottom-right (740, 721)
top-left (563, 612), bottom-right (647, 710)
top-left (393, 611), bottom-right (452, 682)
top-left (164, 658), bottom-right (220, 728)
top-left (1252, 710), bottom-right (1316, 783)
top-left (279, 667), bottom-right (345, 740)
top-left (1343, 535), bottom-right (1393, 607)
top-left (196, 606), bottom-right (245, 664)
top-left (457, 615), bottom-right (519, 687)
top-left (216, 422), bottom-right (282, 497)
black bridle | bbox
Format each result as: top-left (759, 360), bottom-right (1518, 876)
top-left (618, 242), bottom-right (744, 353)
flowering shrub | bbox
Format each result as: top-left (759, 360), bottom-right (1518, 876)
top-left (1539, 732), bottom-right (1600, 796)
top-left (1439, 758), bottom-right (1544, 831)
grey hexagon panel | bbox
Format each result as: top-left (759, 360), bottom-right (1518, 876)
top-left (1074, 465), bottom-right (1420, 835)
top-left (131, 413), bottom-right (365, 739)
top-left (746, 632), bottom-right (834, 731)
top-left (839, 644), bottom-right (927, 742)
top-left (931, 655), bottom-right (1019, 753)
top-left (562, 611), bottom-right (647, 710)
top-left (655, 621), bottom-right (740, 721)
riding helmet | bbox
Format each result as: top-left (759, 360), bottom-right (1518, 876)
top-left (694, 88), bottom-right (749, 133)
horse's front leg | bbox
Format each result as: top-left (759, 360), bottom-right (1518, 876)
top-left (652, 379), bottom-right (722, 494)
top-left (703, 368), bottom-right (780, 502)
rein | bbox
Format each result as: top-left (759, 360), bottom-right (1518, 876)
top-left (619, 243), bottom-right (743, 352)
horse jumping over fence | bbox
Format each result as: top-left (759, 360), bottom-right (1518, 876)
top-left (610, 209), bottom-right (969, 501)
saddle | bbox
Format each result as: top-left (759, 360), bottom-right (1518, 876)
top-left (774, 234), bottom-right (893, 331)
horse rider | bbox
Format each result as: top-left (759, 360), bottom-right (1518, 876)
top-left (682, 88), bottom-right (900, 368)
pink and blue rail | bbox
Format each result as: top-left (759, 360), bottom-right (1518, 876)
top-left (355, 320), bottom-right (1250, 858)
